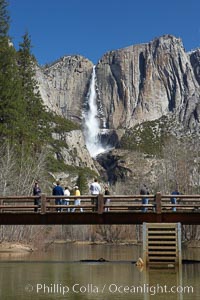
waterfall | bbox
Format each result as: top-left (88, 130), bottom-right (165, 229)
top-left (84, 66), bottom-right (105, 158)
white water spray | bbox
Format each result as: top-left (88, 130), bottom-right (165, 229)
top-left (84, 66), bottom-right (106, 157)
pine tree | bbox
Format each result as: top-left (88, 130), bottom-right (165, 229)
top-left (0, 0), bottom-right (9, 37)
top-left (17, 32), bottom-right (51, 150)
top-left (0, 0), bottom-right (24, 142)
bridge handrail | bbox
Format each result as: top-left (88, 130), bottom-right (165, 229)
top-left (0, 193), bottom-right (200, 214)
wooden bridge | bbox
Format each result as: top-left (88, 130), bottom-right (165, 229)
top-left (0, 193), bottom-right (199, 225)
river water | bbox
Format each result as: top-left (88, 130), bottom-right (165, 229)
top-left (0, 243), bottom-right (199, 299)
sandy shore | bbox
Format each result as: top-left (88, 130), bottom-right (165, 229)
top-left (0, 242), bottom-right (33, 253)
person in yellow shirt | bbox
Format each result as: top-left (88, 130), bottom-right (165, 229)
top-left (72, 186), bottom-right (83, 212)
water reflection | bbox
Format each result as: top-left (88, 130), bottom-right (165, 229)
top-left (143, 266), bottom-right (183, 300)
top-left (0, 244), bottom-right (199, 300)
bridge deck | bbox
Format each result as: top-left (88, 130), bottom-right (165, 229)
top-left (0, 212), bottom-right (199, 225)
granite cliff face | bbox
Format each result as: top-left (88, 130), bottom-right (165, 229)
top-left (189, 48), bottom-right (200, 86)
top-left (36, 35), bottom-right (200, 133)
top-left (36, 55), bottom-right (93, 123)
top-left (96, 35), bottom-right (200, 131)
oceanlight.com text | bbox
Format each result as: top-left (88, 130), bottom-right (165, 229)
top-left (25, 283), bottom-right (194, 296)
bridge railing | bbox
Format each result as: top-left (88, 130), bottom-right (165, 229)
top-left (0, 193), bottom-right (199, 214)
top-left (161, 194), bottom-right (200, 212)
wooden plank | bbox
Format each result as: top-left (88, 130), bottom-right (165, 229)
top-left (162, 204), bottom-right (200, 207)
top-left (148, 241), bottom-right (177, 245)
top-left (147, 230), bottom-right (176, 233)
top-left (148, 246), bottom-right (177, 249)
top-left (150, 259), bottom-right (176, 266)
top-left (143, 222), bottom-right (147, 266)
top-left (148, 251), bottom-right (177, 255)
top-left (146, 223), bottom-right (177, 227)
top-left (148, 236), bottom-right (177, 240)
top-left (148, 256), bottom-right (177, 260)
top-left (148, 230), bottom-right (177, 234)
top-left (148, 234), bottom-right (176, 237)
top-left (0, 206), bottom-right (37, 208)
top-left (46, 205), bottom-right (95, 208)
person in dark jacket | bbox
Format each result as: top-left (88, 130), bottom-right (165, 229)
top-left (104, 186), bottom-right (110, 212)
top-left (52, 181), bottom-right (64, 212)
top-left (171, 187), bottom-right (180, 212)
top-left (33, 181), bottom-right (41, 212)
top-left (140, 184), bottom-right (149, 212)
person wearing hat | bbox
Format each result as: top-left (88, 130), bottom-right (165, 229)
top-left (72, 186), bottom-right (83, 212)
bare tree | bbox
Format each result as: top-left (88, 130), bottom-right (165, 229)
top-left (162, 136), bottom-right (200, 241)
top-left (0, 143), bottom-right (50, 244)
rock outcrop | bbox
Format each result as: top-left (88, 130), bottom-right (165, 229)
top-left (61, 130), bottom-right (98, 171)
top-left (36, 55), bottom-right (93, 123)
top-left (189, 48), bottom-right (200, 86)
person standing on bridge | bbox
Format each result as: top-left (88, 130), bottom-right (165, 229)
top-left (72, 186), bottom-right (83, 212)
top-left (64, 186), bottom-right (71, 212)
top-left (52, 181), bottom-right (64, 212)
top-left (33, 181), bottom-right (41, 212)
top-left (90, 178), bottom-right (101, 195)
top-left (171, 186), bottom-right (180, 212)
top-left (104, 186), bottom-right (110, 212)
top-left (140, 184), bottom-right (149, 212)
top-left (90, 178), bottom-right (101, 211)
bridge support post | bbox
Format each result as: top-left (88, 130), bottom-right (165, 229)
top-left (155, 192), bottom-right (162, 214)
top-left (97, 194), bottom-right (104, 214)
top-left (40, 193), bottom-right (47, 214)
top-left (143, 222), bottom-right (182, 267)
top-left (0, 198), bottom-right (3, 213)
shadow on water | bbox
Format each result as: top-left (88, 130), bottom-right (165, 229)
top-left (0, 259), bottom-right (200, 264)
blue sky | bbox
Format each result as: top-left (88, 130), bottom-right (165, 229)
top-left (9, 0), bottom-right (200, 65)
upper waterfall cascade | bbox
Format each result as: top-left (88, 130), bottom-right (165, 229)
top-left (84, 66), bottom-right (108, 158)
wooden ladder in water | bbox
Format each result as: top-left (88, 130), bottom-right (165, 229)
top-left (143, 223), bottom-right (182, 267)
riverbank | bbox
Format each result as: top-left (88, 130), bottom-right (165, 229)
top-left (0, 240), bottom-right (137, 253)
top-left (0, 242), bottom-right (33, 253)
top-left (54, 239), bottom-right (139, 246)
top-left (0, 239), bottom-right (199, 254)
